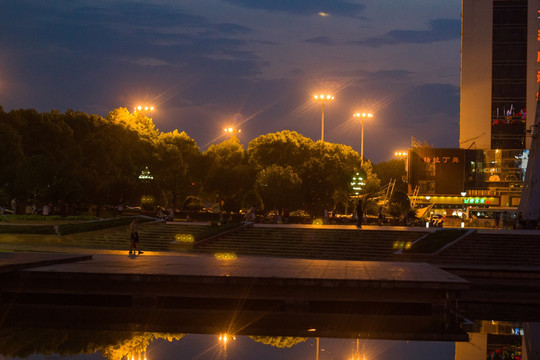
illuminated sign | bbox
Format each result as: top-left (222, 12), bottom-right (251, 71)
top-left (423, 156), bottom-right (460, 164)
top-left (463, 197), bottom-right (490, 205)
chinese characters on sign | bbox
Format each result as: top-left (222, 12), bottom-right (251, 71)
top-left (463, 198), bottom-right (489, 204)
top-left (423, 157), bottom-right (460, 164)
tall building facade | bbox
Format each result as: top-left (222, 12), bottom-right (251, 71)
top-left (460, 0), bottom-right (538, 151)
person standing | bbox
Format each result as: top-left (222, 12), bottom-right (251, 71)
top-left (129, 218), bottom-right (143, 255)
top-left (117, 201), bottom-right (124, 217)
top-left (10, 198), bottom-right (16, 214)
top-left (356, 200), bottom-right (363, 228)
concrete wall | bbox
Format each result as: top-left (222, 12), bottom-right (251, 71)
top-left (460, 0), bottom-right (493, 150)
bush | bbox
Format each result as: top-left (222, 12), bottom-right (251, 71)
top-left (0, 215), bottom-right (99, 222)
top-left (57, 217), bottom-right (153, 235)
top-left (0, 216), bottom-right (154, 235)
top-left (0, 224), bottom-right (56, 235)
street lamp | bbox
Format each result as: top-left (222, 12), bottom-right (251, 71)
top-left (313, 94), bottom-right (334, 141)
top-left (353, 112), bottom-right (374, 166)
top-left (224, 127), bottom-right (241, 134)
top-left (134, 105), bottom-right (155, 113)
top-left (394, 151), bottom-right (408, 158)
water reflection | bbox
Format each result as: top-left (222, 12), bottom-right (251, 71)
top-left (0, 329), bottom-right (455, 360)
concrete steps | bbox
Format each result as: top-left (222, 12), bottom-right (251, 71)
top-left (432, 232), bottom-right (540, 266)
top-left (69, 222), bottom-right (211, 252)
top-left (194, 227), bottom-right (425, 261)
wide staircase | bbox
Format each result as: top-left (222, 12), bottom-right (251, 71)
top-left (430, 231), bottom-right (540, 266)
top-left (194, 226), bottom-right (425, 261)
top-left (69, 221), bottom-right (211, 252)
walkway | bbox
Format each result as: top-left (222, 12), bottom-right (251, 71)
top-left (0, 250), bottom-right (468, 341)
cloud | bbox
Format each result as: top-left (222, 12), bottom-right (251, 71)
top-left (385, 83), bottom-right (459, 125)
top-left (222, 0), bottom-right (365, 17)
top-left (352, 18), bottom-right (460, 47)
top-left (303, 36), bottom-right (334, 45)
top-left (125, 57), bottom-right (174, 67)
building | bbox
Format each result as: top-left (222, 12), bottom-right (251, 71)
top-left (456, 321), bottom-right (527, 360)
top-left (405, 0), bottom-right (539, 221)
top-left (407, 146), bottom-right (527, 218)
top-left (460, 0), bottom-right (538, 151)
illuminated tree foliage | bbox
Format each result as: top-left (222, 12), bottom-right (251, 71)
top-left (203, 136), bottom-right (255, 212)
top-left (249, 336), bottom-right (308, 348)
top-left (247, 130), bottom-right (314, 170)
top-left (154, 130), bottom-right (201, 209)
top-left (0, 329), bottom-right (184, 359)
top-left (101, 332), bottom-right (185, 360)
top-left (0, 107), bottom-right (387, 217)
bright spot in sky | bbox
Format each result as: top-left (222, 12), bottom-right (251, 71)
top-left (318, 11), bottom-right (329, 17)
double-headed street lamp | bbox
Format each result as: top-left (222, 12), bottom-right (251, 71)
top-left (314, 94), bottom-right (334, 142)
top-left (353, 112), bottom-right (374, 166)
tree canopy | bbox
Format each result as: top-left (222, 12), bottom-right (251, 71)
top-left (0, 107), bottom-right (403, 218)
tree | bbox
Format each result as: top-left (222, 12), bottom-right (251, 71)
top-left (203, 137), bottom-right (255, 213)
top-left (0, 121), bottom-right (23, 199)
top-left (107, 107), bottom-right (159, 140)
top-left (255, 164), bottom-right (302, 211)
top-left (357, 160), bottom-right (382, 215)
top-left (153, 130), bottom-right (201, 209)
top-left (249, 336), bottom-right (307, 348)
top-left (247, 130), bottom-right (314, 171)
top-left (373, 159), bottom-right (407, 192)
top-left (387, 190), bottom-right (411, 219)
top-left (14, 155), bottom-right (53, 204)
top-left (311, 142), bottom-right (363, 214)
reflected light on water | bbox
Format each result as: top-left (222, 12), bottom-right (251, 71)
top-left (219, 333), bottom-right (236, 345)
top-left (214, 252), bottom-right (237, 260)
top-left (129, 353), bottom-right (147, 360)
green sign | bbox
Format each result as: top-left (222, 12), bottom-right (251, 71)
top-left (463, 197), bottom-right (486, 204)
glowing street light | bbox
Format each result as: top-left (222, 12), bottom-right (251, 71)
top-left (313, 94), bottom-right (334, 142)
top-left (134, 105), bottom-right (155, 113)
top-left (224, 127), bottom-right (241, 134)
top-left (353, 112), bottom-right (374, 166)
top-left (394, 151), bottom-right (408, 158)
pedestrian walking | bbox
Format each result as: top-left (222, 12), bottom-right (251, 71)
top-left (129, 218), bottom-right (143, 255)
top-left (356, 201), bottom-right (363, 228)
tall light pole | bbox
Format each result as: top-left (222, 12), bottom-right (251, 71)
top-left (354, 112), bottom-right (374, 166)
top-left (314, 94), bottom-right (334, 141)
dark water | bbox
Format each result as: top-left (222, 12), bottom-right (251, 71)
top-left (0, 331), bottom-right (454, 360)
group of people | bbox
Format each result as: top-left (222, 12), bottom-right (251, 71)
top-left (156, 207), bottom-right (175, 221)
top-left (1, 198), bottom-right (54, 216)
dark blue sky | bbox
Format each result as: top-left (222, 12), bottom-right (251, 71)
top-left (0, 0), bottom-right (461, 163)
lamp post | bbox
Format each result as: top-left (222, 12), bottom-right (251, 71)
top-left (314, 94), bottom-right (334, 142)
top-left (354, 112), bottom-right (373, 166)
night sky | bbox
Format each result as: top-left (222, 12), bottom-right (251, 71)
top-left (0, 0), bottom-right (461, 163)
